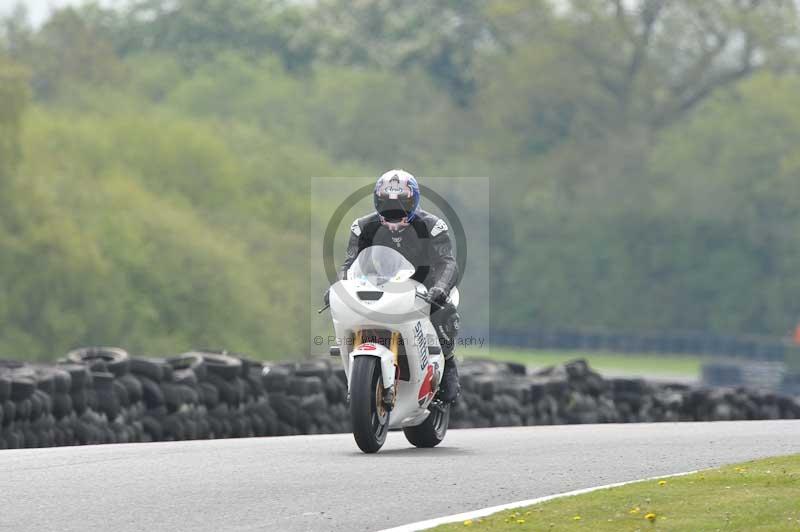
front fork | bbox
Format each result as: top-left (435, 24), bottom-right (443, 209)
top-left (346, 331), bottom-right (401, 411)
top-left (379, 332), bottom-right (401, 411)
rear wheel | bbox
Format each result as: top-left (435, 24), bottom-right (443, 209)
top-left (350, 356), bottom-right (390, 453)
top-left (403, 401), bottom-right (450, 448)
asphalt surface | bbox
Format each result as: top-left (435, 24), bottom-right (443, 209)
top-left (0, 420), bottom-right (797, 532)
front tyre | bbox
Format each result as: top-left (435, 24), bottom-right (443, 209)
top-left (403, 401), bottom-right (450, 448)
top-left (350, 356), bottom-right (390, 453)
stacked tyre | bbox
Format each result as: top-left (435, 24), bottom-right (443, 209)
top-left (263, 359), bottom-right (350, 436)
top-left (203, 352), bottom-right (249, 438)
top-left (3, 351), bottom-right (800, 450)
top-left (64, 347), bottom-right (145, 444)
top-left (449, 358), bottom-right (800, 428)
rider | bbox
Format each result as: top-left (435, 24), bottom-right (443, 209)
top-left (325, 170), bottom-right (461, 403)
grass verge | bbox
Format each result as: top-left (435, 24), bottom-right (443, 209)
top-left (432, 454), bottom-right (800, 531)
top-left (468, 348), bottom-right (704, 378)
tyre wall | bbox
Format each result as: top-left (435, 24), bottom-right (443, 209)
top-left (0, 349), bottom-right (798, 449)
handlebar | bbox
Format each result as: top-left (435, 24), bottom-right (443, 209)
top-left (415, 291), bottom-right (448, 310)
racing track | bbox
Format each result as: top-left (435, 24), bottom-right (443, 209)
top-left (0, 420), bottom-right (797, 531)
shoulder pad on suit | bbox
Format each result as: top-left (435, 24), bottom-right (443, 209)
top-left (431, 218), bottom-right (448, 237)
top-left (350, 219), bottom-right (362, 236)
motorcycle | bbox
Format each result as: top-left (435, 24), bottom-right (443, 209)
top-left (321, 245), bottom-right (458, 453)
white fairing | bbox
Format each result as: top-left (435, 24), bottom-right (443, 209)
top-left (349, 343), bottom-right (395, 390)
top-left (329, 246), bottom-right (450, 428)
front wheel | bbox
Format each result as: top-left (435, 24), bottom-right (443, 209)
top-left (350, 356), bottom-right (390, 453)
top-left (403, 401), bottom-right (450, 448)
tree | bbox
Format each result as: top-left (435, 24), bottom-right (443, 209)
top-left (0, 4), bottom-right (34, 57)
top-left (561, 0), bottom-right (799, 132)
top-left (312, 0), bottom-right (510, 105)
top-left (14, 7), bottom-right (126, 98)
top-left (117, 0), bottom-right (317, 70)
top-left (0, 56), bottom-right (27, 183)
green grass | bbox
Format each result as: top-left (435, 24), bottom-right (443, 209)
top-left (468, 348), bottom-right (704, 378)
top-left (433, 454), bottom-right (800, 531)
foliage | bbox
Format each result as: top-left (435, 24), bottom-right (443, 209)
top-left (0, 0), bottom-right (799, 359)
top-left (0, 56), bottom-right (28, 180)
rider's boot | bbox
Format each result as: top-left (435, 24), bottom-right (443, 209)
top-left (438, 355), bottom-right (460, 403)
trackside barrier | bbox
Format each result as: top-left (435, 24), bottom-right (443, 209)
top-left (0, 349), bottom-right (798, 449)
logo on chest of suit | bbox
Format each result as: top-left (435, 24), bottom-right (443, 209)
top-left (388, 225), bottom-right (406, 247)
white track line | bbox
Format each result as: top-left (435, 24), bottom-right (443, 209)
top-left (379, 470), bottom-right (699, 532)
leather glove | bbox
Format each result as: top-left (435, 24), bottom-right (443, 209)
top-left (428, 286), bottom-right (448, 306)
top-left (323, 288), bottom-right (330, 306)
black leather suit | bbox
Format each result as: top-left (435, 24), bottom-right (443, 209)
top-left (339, 210), bottom-right (461, 357)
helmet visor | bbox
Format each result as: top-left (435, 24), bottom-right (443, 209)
top-left (376, 194), bottom-right (415, 222)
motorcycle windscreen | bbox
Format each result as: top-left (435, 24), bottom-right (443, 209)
top-left (348, 245), bottom-right (415, 285)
